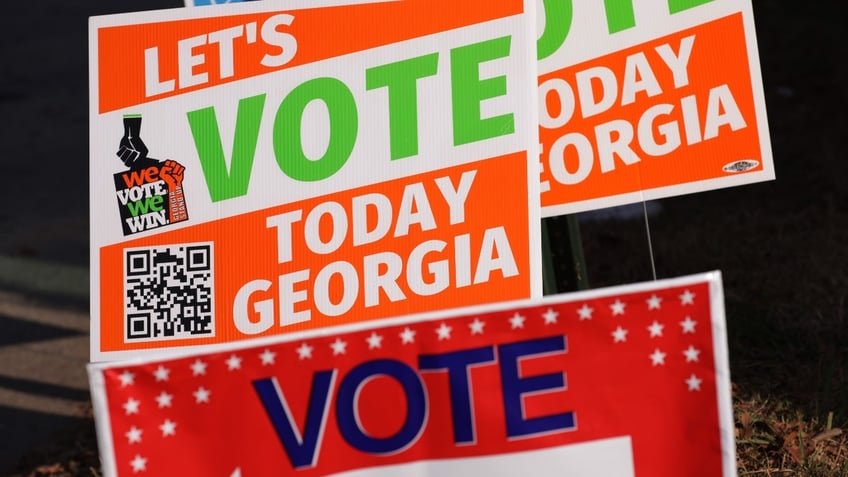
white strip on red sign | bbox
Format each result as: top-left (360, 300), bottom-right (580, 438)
top-left (537, 0), bottom-right (774, 216)
top-left (89, 271), bottom-right (735, 476)
top-left (89, 0), bottom-right (542, 361)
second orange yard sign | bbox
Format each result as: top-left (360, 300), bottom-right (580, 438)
top-left (537, 0), bottom-right (773, 216)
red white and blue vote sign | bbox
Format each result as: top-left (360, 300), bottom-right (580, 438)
top-left (88, 272), bottom-right (734, 476)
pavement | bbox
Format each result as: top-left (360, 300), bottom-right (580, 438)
top-left (0, 259), bottom-right (90, 474)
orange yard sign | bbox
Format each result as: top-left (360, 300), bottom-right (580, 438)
top-left (89, 0), bottom-right (541, 360)
top-left (537, 0), bottom-right (773, 216)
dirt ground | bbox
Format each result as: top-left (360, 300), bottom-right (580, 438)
top-left (2, 0), bottom-right (847, 475)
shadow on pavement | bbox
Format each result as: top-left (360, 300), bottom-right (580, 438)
top-left (0, 282), bottom-right (91, 475)
top-left (0, 314), bottom-right (84, 348)
top-left (0, 376), bottom-right (90, 404)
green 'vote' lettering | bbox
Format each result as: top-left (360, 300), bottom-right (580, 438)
top-left (188, 37), bottom-right (516, 203)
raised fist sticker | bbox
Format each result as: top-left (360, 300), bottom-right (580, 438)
top-left (112, 114), bottom-right (189, 235)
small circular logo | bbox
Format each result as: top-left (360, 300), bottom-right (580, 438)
top-left (723, 160), bottom-right (759, 173)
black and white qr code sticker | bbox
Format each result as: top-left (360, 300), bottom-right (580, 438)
top-left (123, 243), bottom-right (214, 342)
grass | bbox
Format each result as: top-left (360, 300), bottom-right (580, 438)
top-left (735, 393), bottom-right (848, 476)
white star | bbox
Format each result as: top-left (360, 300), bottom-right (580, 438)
top-left (436, 323), bottom-right (452, 340)
top-left (647, 320), bottom-right (664, 337)
top-left (194, 386), bottom-right (211, 403)
top-left (509, 313), bottom-right (526, 329)
top-left (296, 343), bottom-right (313, 360)
top-left (125, 426), bottom-right (142, 444)
top-left (226, 354), bottom-right (242, 370)
top-left (190, 359), bottom-right (207, 376)
top-left (680, 289), bottom-right (696, 305)
top-left (610, 299), bottom-right (626, 316)
top-left (647, 294), bottom-right (662, 310)
top-left (153, 365), bottom-right (170, 382)
top-left (118, 370), bottom-right (135, 387)
top-left (260, 348), bottom-right (277, 365)
top-left (366, 332), bottom-right (383, 350)
top-left (577, 304), bottom-right (594, 320)
top-left (160, 419), bottom-right (177, 437)
top-left (130, 454), bottom-right (147, 472)
top-left (123, 398), bottom-right (140, 415)
top-left (155, 391), bottom-right (173, 408)
top-left (686, 374), bottom-right (703, 391)
top-left (399, 327), bottom-right (416, 344)
top-left (649, 349), bottom-right (667, 366)
top-left (469, 318), bottom-right (485, 335)
top-left (542, 308), bottom-right (559, 324)
top-left (683, 345), bottom-right (701, 363)
top-left (612, 326), bottom-right (628, 343)
top-left (330, 338), bottom-right (348, 356)
top-left (680, 316), bottom-right (697, 334)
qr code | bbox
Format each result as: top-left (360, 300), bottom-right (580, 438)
top-left (124, 243), bottom-right (214, 342)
